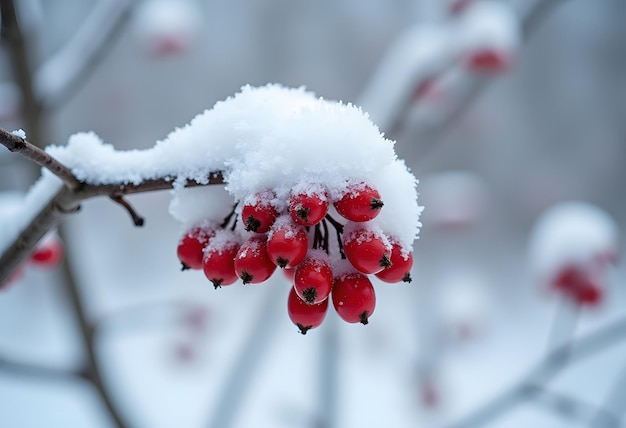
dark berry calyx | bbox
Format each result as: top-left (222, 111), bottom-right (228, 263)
top-left (302, 288), bottom-right (318, 305)
top-left (211, 278), bottom-right (223, 289)
top-left (180, 263), bottom-right (191, 271)
top-left (402, 272), bottom-right (413, 283)
top-left (379, 254), bottom-right (392, 269)
top-left (297, 323), bottom-right (312, 335)
top-left (370, 198), bottom-right (384, 210)
top-left (296, 207), bottom-right (310, 223)
top-left (240, 271), bottom-right (254, 284)
top-left (244, 215), bottom-right (261, 232)
top-left (276, 256), bottom-right (289, 269)
top-left (359, 311), bottom-right (370, 325)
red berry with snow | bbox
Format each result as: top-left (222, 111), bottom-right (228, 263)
top-left (288, 187), bottom-right (329, 226)
top-left (267, 218), bottom-right (308, 268)
top-left (234, 235), bottom-right (276, 284)
top-left (241, 190), bottom-right (279, 233)
top-left (294, 251), bottom-right (333, 305)
top-left (375, 241), bottom-right (413, 283)
top-left (333, 182), bottom-right (383, 222)
top-left (342, 224), bottom-right (392, 275)
top-left (332, 271), bottom-right (376, 325)
top-left (30, 236), bottom-right (64, 269)
top-left (176, 223), bottom-right (215, 270)
top-left (202, 233), bottom-right (240, 288)
top-left (288, 286), bottom-right (329, 335)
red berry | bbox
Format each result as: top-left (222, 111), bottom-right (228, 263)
top-left (202, 232), bottom-right (240, 288)
top-left (176, 222), bottom-right (215, 270)
top-left (332, 271), bottom-right (376, 324)
top-left (466, 49), bottom-right (511, 73)
top-left (234, 235), bottom-right (276, 284)
top-left (294, 251), bottom-right (333, 305)
top-left (342, 224), bottom-right (392, 275)
top-left (333, 182), bottom-right (383, 222)
top-left (267, 217), bottom-right (308, 268)
top-left (288, 186), bottom-right (329, 226)
top-left (375, 241), bottom-right (413, 283)
top-left (241, 190), bottom-right (279, 233)
top-left (551, 265), bottom-right (583, 293)
top-left (573, 283), bottom-right (603, 307)
top-left (30, 236), bottom-right (64, 269)
top-left (287, 286), bottom-right (329, 335)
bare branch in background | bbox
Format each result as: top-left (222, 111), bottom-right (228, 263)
top-left (35, 0), bottom-right (133, 110)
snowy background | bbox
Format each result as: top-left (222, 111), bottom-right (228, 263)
top-left (1, 0), bottom-right (626, 427)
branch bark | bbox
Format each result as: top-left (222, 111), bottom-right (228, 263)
top-left (0, 125), bottom-right (225, 284)
top-left (445, 316), bottom-right (626, 428)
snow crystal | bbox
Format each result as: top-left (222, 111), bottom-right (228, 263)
top-left (43, 84), bottom-right (421, 252)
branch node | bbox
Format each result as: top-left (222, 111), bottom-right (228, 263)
top-left (110, 194), bottom-right (145, 227)
top-left (53, 202), bottom-right (81, 215)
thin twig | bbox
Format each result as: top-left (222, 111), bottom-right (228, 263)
top-left (110, 194), bottom-right (145, 227)
top-left (57, 223), bottom-right (130, 428)
top-left (0, 353), bottom-right (89, 382)
top-left (0, 0), bottom-right (43, 149)
top-left (0, 164), bottom-right (224, 284)
top-left (0, 128), bottom-right (81, 189)
top-left (527, 385), bottom-right (619, 426)
top-left (445, 316), bottom-right (626, 428)
top-left (35, 0), bottom-right (133, 110)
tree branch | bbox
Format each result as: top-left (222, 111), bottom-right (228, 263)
top-left (0, 128), bottom-right (81, 189)
top-left (0, 125), bottom-right (225, 284)
top-left (394, 0), bottom-right (567, 148)
top-left (57, 225), bottom-right (130, 428)
top-left (0, 352), bottom-right (89, 382)
top-left (35, 0), bottom-right (133, 110)
top-left (0, 0), bottom-right (44, 149)
top-left (445, 316), bottom-right (626, 428)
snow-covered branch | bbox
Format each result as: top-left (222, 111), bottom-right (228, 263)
top-left (0, 126), bottom-right (225, 284)
top-left (0, 128), bottom-right (80, 189)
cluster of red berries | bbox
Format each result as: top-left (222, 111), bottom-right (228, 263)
top-left (1, 234), bottom-right (64, 289)
top-left (176, 181), bottom-right (414, 334)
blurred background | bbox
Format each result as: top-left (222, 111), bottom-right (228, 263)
top-left (0, 0), bottom-right (625, 427)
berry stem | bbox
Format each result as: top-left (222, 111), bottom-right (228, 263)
top-left (324, 214), bottom-right (346, 259)
top-left (220, 202), bottom-right (239, 229)
top-left (109, 193), bottom-right (145, 227)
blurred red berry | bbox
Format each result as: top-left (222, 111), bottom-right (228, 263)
top-left (30, 236), bottom-right (64, 269)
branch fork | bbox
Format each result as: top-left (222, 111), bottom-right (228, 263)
top-left (0, 127), bottom-right (224, 283)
